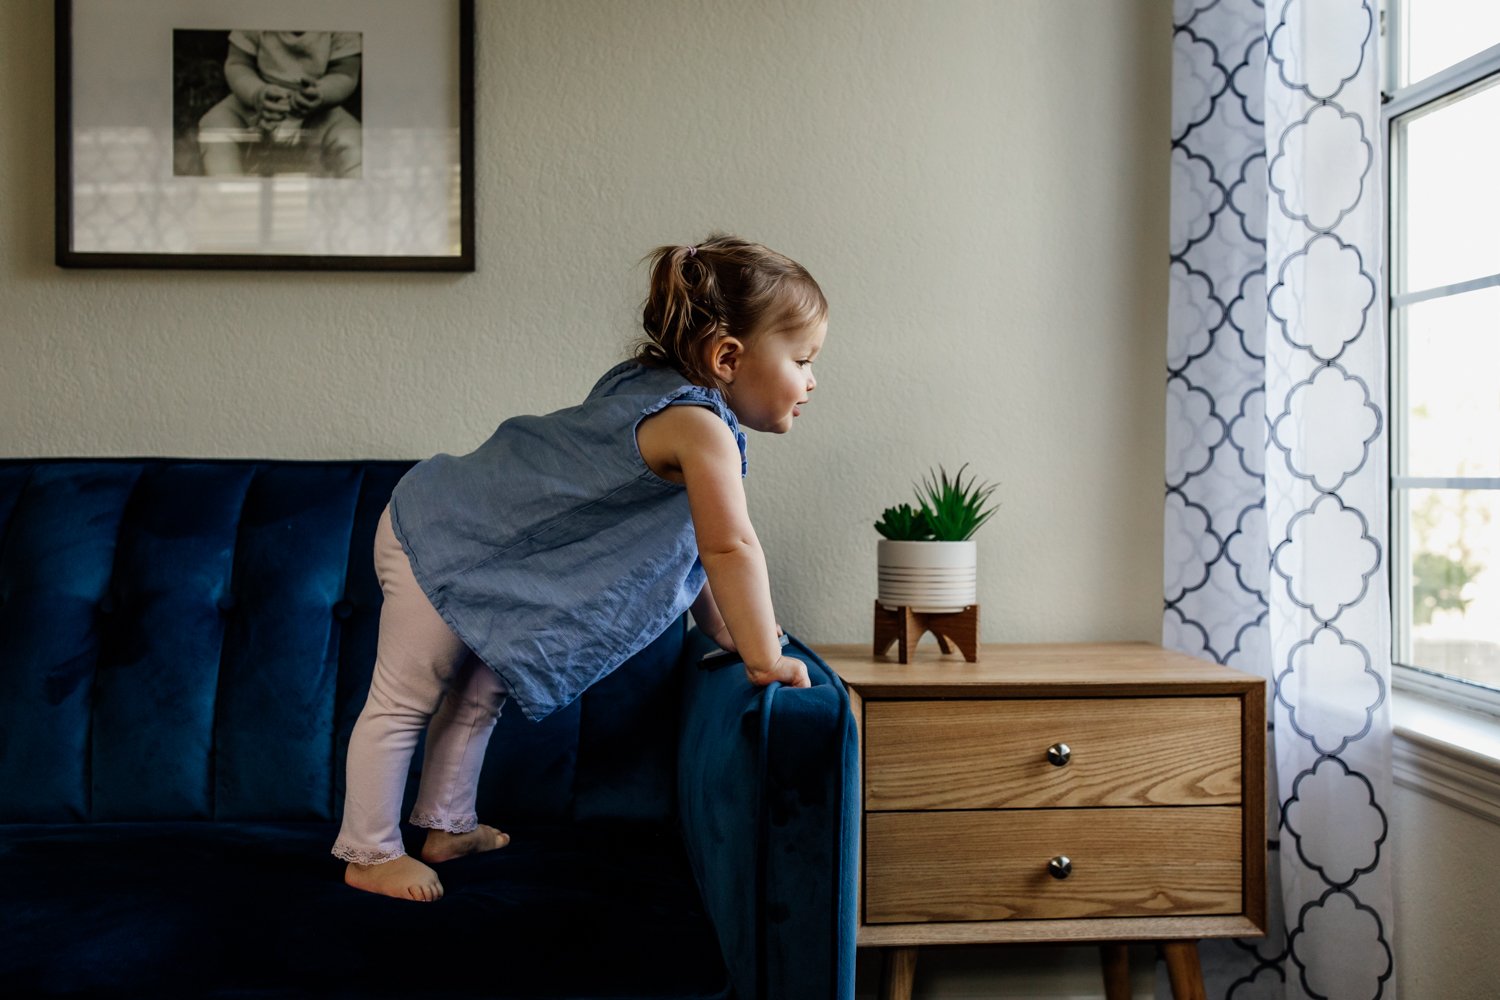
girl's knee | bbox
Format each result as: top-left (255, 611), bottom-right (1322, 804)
top-left (367, 665), bottom-right (449, 717)
top-left (469, 695), bottom-right (504, 724)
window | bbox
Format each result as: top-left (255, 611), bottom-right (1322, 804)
top-left (1385, 1), bottom-right (1500, 702)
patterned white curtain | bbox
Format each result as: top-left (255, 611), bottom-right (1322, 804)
top-left (1165, 1), bottom-right (1395, 997)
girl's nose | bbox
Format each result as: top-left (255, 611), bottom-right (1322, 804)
top-left (807, 371), bottom-right (817, 391)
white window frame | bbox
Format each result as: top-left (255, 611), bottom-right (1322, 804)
top-left (1382, 1), bottom-right (1500, 721)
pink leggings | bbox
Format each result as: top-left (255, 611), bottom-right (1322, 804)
top-left (331, 505), bottom-right (508, 865)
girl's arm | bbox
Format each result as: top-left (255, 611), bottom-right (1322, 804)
top-left (689, 579), bottom-right (731, 648)
top-left (691, 577), bottom-right (781, 652)
top-left (640, 406), bottom-right (809, 688)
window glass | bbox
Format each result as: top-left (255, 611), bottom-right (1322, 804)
top-left (1397, 78), bottom-right (1500, 293)
top-left (1389, 2), bottom-right (1500, 693)
top-left (1405, 488), bottom-right (1500, 687)
top-left (1400, 286), bottom-right (1500, 479)
top-left (1403, 0), bottom-right (1500, 85)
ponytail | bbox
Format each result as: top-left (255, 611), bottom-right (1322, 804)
top-left (636, 243), bottom-right (728, 388)
top-left (635, 233), bottom-right (826, 389)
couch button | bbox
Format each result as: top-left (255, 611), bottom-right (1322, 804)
top-left (332, 599), bottom-right (355, 620)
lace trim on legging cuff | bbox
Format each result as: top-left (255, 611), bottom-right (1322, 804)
top-left (408, 811), bottom-right (479, 834)
top-left (331, 843), bottom-right (407, 865)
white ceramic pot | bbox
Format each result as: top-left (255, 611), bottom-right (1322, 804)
top-left (877, 540), bottom-right (977, 613)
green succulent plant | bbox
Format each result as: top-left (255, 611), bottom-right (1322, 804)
top-left (917, 464), bottom-right (998, 541)
top-left (875, 464), bottom-right (998, 542)
top-left (874, 503), bottom-right (934, 541)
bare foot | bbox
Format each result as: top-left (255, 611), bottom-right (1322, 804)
top-left (344, 854), bottom-right (443, 902)
top-left (419, 824), bottom-right (511, 864)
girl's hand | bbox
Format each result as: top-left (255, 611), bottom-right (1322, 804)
top-left (746, 655), bottom-right (810, 690)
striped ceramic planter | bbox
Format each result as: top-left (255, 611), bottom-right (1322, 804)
top-left (877, 540), bottom-right (977, 613)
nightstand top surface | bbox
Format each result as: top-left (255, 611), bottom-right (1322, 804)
top-left (813, 641), bottom-right (1262, 697)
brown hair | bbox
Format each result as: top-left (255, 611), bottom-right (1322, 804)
top-left (635, 233), bottom-right (827, 389)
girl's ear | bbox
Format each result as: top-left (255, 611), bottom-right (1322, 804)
top-left (704, 333), bottom-right (744, 385)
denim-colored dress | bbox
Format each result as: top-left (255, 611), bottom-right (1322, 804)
top-left (388, 361), bottom-right (747, 722)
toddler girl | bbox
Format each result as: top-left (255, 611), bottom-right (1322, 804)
top-left (333, 234), bottom-right (824, 901)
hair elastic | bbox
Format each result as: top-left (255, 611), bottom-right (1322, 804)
top-left (686, 246), bottom-right (698, 257)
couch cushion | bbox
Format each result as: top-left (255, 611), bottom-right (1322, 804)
top-left (0, 461), bottom-right (407, 823)
top-left (0, 820), bottom-right (730, 999)
top-left (0, 460), bottom-right (683, 829)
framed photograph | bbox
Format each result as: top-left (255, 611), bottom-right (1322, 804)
top-left (55, 0), bottom-right (475, 271)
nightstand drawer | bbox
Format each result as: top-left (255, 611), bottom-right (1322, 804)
top-left (865, 698), bottom-right (1241, 811)
top-left (865, 807), bottom-right (1243, 924)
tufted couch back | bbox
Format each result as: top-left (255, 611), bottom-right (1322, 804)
top-left (0, 460), bottom-right (684, 827)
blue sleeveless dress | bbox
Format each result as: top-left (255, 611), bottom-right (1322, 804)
top-left (388, 361), bottom-right (748, 722)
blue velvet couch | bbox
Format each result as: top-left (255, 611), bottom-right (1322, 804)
top-left (0, 459), bottom-right (859, 999)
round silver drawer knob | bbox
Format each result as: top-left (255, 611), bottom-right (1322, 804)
top-left (1047, 855), bottom-right (1072, 880)
top-left (1046, 742), bottom-right (1071, 767)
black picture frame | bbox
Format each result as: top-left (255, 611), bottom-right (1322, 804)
top-left (55, 0), bottom-right (475, 271)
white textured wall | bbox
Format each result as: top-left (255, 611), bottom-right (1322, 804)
top-left (3, 1), bottom-right (1174, 996)
top-left (3, 0), bottom-right (1171, 650)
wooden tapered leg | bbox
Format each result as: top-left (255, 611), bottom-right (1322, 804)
top-left (937, 604), bottom-right (980, 662)
top-left (1101, 943), bottom-right (1132, 1000)
top-left (1161, 941), bottom-right (1206, 1000)
top-left (874, 601), bottom-right (916, 662)
top-left (879, 946), bottom-right (919, 1000)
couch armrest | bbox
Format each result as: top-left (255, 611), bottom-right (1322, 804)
top-left (677, 627), bottom-right (859, 1000)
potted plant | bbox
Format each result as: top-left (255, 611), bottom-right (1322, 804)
top-left (874, 464), bottom-right (998, 613)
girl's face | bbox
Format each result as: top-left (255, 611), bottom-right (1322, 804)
top-left (719, 316), bottom-right (826, 434)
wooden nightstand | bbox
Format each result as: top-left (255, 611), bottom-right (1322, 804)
top-left (818, 642), bottom-right (1267, 1000)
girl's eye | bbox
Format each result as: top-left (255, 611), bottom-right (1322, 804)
top-left (797, 359), bottom-right (812, 367)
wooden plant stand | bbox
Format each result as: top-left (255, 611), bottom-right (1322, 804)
top-left (873, 601), bottom-right (979, 663)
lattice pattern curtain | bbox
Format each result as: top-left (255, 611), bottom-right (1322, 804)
top-left (1165, 1), bottom-right (1395, 997)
